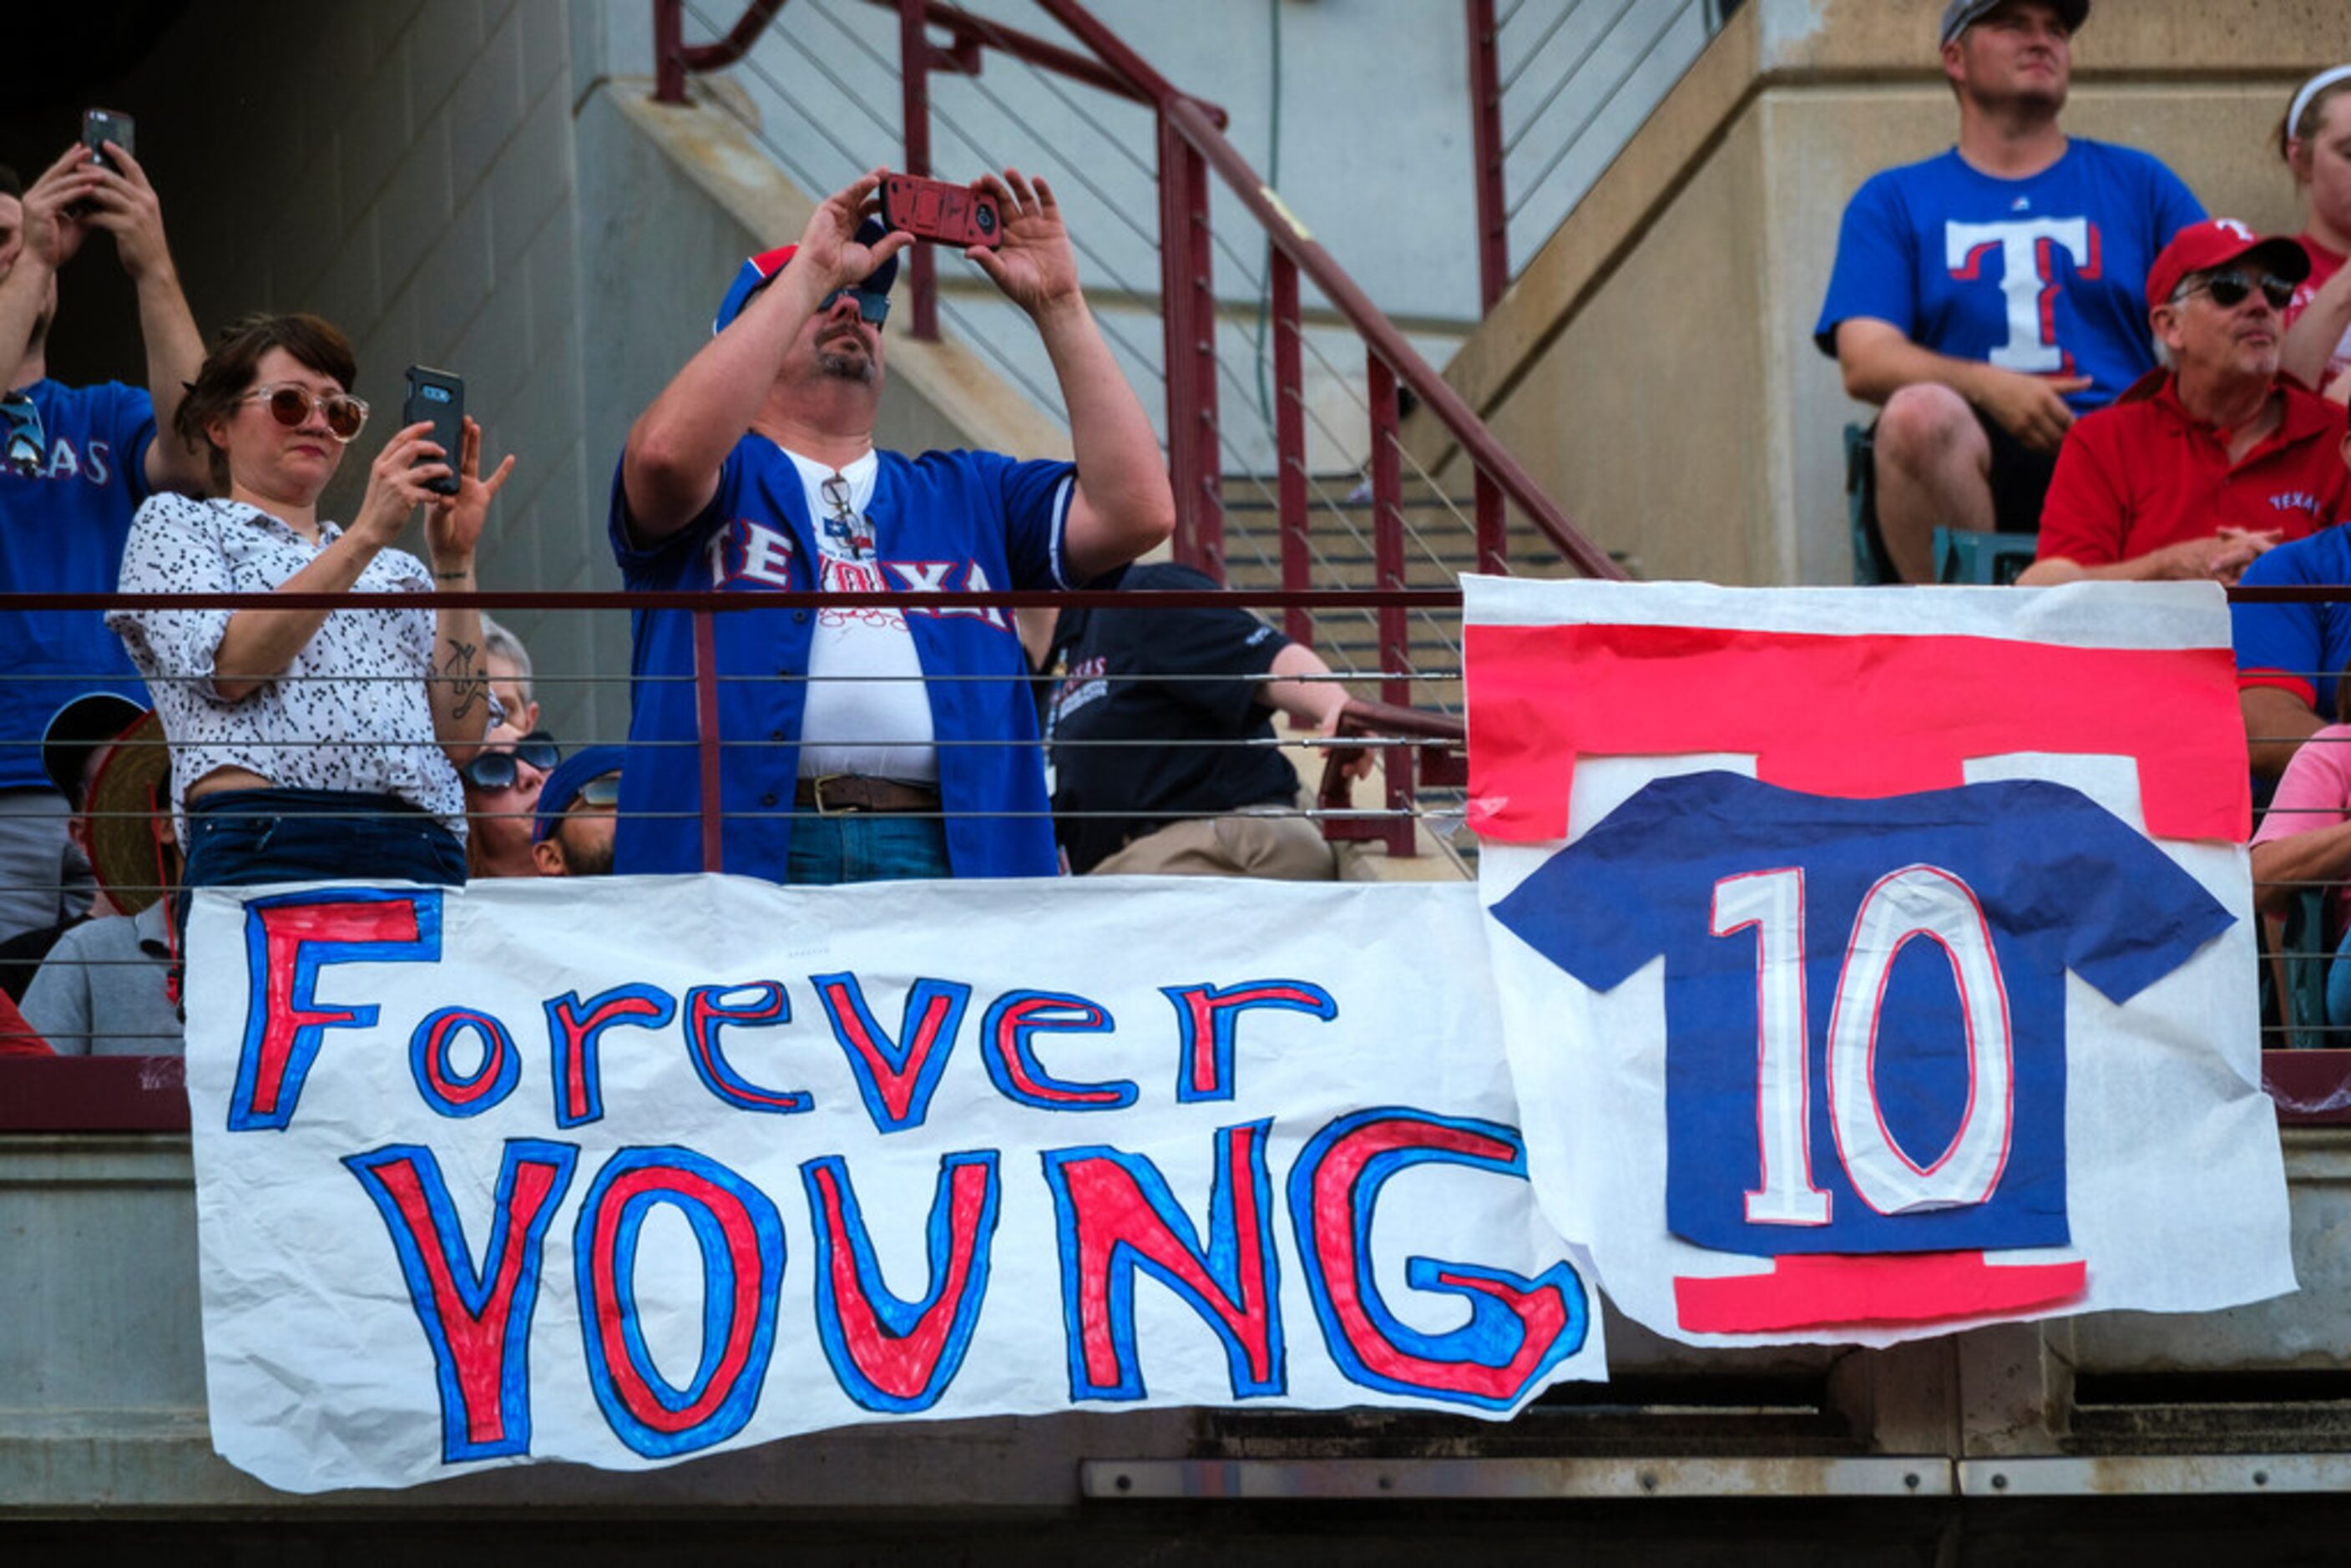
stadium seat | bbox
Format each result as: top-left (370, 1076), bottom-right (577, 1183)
top-left (1934, 529), bottom-right (2040, 585)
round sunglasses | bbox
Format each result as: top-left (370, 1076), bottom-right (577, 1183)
top-left (240, 382), bottom-right (371, 443)
top-left (462, 731), bottom-right (559, 792)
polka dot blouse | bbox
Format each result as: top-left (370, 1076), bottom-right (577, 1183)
top-left (106, 493), bottom-right (470, 843)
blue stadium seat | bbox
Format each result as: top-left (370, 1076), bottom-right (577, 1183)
top-left (1934, 529), bottom-right (2040, 585)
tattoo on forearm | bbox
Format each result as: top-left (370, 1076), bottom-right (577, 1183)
top-left (441, 638), bottom-right (487, 721)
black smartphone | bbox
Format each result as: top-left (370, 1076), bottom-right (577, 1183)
top-left (402, 366), bottom-right (464, 497)
top-left (82, 108), bottom-right (134, 171)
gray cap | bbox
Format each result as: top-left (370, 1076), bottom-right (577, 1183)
top-left (1939, 0), bottom-right (2088, 49)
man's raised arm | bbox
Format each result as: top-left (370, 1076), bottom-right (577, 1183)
top-left (622, 170), bottom-right (909, 542)
top-left (968, 169), bottom-right (1174, 583)
top-left (81, 143), bottom-right (205, 494)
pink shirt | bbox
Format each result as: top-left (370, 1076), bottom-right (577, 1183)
top-left (2254, 722), bottom-right (2351, 928)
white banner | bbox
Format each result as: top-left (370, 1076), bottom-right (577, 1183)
top-left (1464, 578), bottom-right (2296, 1348)
top-left (185, 875), bottom-right (1602, 1493)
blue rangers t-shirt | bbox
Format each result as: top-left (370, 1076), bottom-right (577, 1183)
top-left (1489, 771), bottom-right (2232, 1258)
top-left (1814, 140), bottom-right (2205, 412)
top-left (0, 380), bottom-right (154, 791)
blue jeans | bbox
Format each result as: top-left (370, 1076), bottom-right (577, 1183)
top-left (181, 788), bottom-right (467, 898)
top-left (2328, 927), bottom-right (2351, 1034)
top-left (785, 812), bottom-right (952, 885)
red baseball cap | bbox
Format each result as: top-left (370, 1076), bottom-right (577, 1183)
top-left (2145, 219), bottom-right (2311, 316)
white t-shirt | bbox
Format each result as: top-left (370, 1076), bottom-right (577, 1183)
top-left (782, 448), bottom-right (938, 782)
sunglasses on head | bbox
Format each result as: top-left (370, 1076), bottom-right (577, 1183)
top-left (462, 731), bottom-right (559, 792)
top-left (2184, 269), bottom-right (2297, 311)
top-left (561, 774), bottom-right (621, 812)
top-left (818, 286), bottom-right (891, 325)
top-left (242, 382), bottom-right (371, 442)
top-left (2, 391), bottom-right (43, 475)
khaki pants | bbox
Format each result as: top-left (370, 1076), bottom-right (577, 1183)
top-left (1087, 809), bottom-right (1336, 880)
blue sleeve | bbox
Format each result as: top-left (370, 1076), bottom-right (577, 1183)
top-left (1489, 824), bottom-right (1664, 994)
top-left (2018, 786), bottom-right (2234, 1004)
top-left (988, 453), bottom-right (1079, 589)
top-left (2232, 539), bottom-right (2332, 702)
top-left (108, 384), bottom-right (158, 507)
top-left (607, 445), bottom-right (741, 588)
top-left (2147, 155), bottom-right (2207, 251)
top-left (1815, 171), bottom-right (1919, 357)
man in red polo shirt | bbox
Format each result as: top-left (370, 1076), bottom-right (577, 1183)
top-left (2021, 218), bottom-right (2351, 584)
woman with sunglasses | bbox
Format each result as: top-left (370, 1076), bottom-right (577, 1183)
top-left (107, 312), bottom-right (515, 896)
top-left (2282, 67), bottom-right (2351, 403)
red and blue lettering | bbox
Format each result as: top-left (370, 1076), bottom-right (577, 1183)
top-left (1160, 979), bottom-right (1337, 1103)
top-left (407, 1007), bottom-right (521, 1119)
top-left (342, 1139), bottom-right (578, 1464)
top-left (1287, 1108), bottom-right (1586, 1411)
top-left (574, 1146), bottom-right (786, 1459)
top-left (681, 982), bottom-right (812, 1115)
top-left (544, 985), bottom-right (678, 1128)
top-left (1040, 1120), bottom-right (1284, 1402)
top-left (801, 1151), bottom-right (1000, 1413)
top-left (811, 971), bottom-right (972, 1133)
top-left (980, 989), bottom-right (1133, 1111)
top-left (231, 890), bottom-right (443, 1131)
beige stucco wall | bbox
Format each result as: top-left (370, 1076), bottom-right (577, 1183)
top-left (1433, 0), bottom-right (2344, 586)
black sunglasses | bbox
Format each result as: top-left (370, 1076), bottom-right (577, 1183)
top-left (463, 730), bottom-right (559, 791)
top-left (2187, 269), bottom-right (2297, 311)
top-left (819, 285), bottom-right (891, 325)
top-left (3, 391), bottom-right (44, 475)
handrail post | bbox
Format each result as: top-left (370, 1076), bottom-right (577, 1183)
top-left (1158, 113), bottom-right (1222, 579)
top-left (655, 0), bottom-right (688, 104)
top-left (1272, 252), bottom-right (1309, 647)
top-left (692, 609), bottom-right (726, 874)
top-left (899, 0), bottom-right (941, 341)
top-left (1465, 0), bottom-right (1508, 316)
top-left (1475, 469), bottom-right (1506, 574)
top-left (1367, 353), bottom-right (1414, 857)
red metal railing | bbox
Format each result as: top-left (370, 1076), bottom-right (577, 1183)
top-left (645, 0), bottom-right (1622, 599)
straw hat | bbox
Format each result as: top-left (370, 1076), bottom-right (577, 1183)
top-left (81, 711), bottom-right (174, 915)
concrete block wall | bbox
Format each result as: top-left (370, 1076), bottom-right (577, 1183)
top-left (106, 0), bottom-right (618, 741)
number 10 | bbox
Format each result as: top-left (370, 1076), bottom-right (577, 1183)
top-left (1710, 864), bottom-right (2015, 1226)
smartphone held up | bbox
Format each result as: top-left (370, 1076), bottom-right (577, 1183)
top-left (402, 367), bottom-right (465, 498)
top-left (878, 174), bottom-right (1002, 250)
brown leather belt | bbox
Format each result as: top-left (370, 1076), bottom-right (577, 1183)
top-left (794, 775), bottom-right (942, 814)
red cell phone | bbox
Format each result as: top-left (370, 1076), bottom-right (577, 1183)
top-left (878, 174), bottom-right (1003, 250)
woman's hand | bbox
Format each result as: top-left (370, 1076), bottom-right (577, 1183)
top-left (351, 421), bottom-right (452, 546)
top-left (423, 417), bottom-right (516, 574)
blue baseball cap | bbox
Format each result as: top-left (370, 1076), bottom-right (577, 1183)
top-left (712, 216), bottom-right (900, 335)
top-left (533, 746), bottom-right (628, 843)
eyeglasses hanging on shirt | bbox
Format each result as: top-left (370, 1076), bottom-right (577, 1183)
top-left (820, 473), bottom-right (875, 560)
top-left (2, 391), bottom-right (43, 475)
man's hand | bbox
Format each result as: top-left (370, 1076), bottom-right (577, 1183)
top-left (19, 144), bottom-right (103, 275)
top-left (73, 142), bottom-right (174, 283)
top-left (2146, 527), bottom-right (2283, 584)
top-left (967, 169), bottom-right (1082, 321)
top-left (794, 169), bottom-right (911, 299)
top-left (1969, 365), bottom-right (2091, 453)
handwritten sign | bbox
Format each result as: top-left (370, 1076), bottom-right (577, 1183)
top-left (184, 875), bottom-right (1600, 1493)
